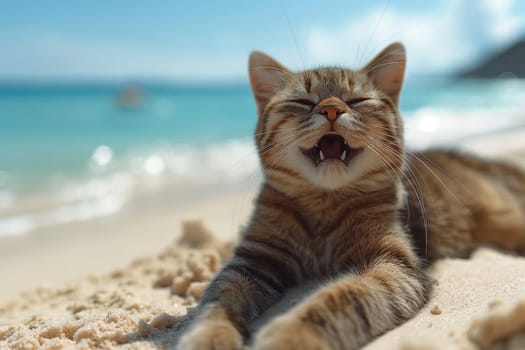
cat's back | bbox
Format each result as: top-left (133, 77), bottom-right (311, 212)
top-left (403, 150), bottom-right (525, 261)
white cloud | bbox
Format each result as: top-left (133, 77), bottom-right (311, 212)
top-left (482, 0), bottom-right (522, 42)
top-left (305, 0), bottom-right (524, 75)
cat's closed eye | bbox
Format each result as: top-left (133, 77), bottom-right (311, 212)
top-left (289, 98), bottom-right (316, 107)
top-left (279, 98), bottom-right (316, 112)
top-left (345, 97), bottom-right (371, 107)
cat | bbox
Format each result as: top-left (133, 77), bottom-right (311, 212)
top-left (176, 42), bottom-right (525, 349)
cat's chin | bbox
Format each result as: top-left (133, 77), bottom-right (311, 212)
top-left (313, 160), bottom-right (361, 190)
top-left (295, 149), bottom-right (374, 190)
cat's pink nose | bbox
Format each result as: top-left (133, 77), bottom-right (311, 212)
top-left (319, 98), bottom-right (345, 122)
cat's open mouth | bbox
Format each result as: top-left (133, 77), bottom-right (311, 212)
top-left (302, 133), bottom-right (363, 166)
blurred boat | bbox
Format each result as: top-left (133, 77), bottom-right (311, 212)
top-left (117, 85), bottom-right (144, 109)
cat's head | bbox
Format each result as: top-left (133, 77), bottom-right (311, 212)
top-left (249, 43), bottom-right (406, 193)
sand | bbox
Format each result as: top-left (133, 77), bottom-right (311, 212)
top-left (2, 131), bottom-right (525, 349)
top-left (0, 187), bottom-right (255, 303)
top-left (2, 221), bottom-right (525, 350)
top-left (0, 221), bottom-right (231, 350)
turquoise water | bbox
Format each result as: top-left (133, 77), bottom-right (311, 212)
top-left (2, 78), bottom-right (525, 189)
top-left (0, 84), bottom-right (256, 192)
top-left (1, 78), bottom-right (525, 235)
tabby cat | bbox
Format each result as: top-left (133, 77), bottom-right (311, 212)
top-left (177, 43), bottom-right (525, 349)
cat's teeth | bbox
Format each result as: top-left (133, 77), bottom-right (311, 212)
top-left (319, 150), bottom-right (325, 161)
top-left (340, 150), bottom-right (347, 161)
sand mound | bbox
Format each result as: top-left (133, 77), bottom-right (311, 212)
top-left (1, 221), bottom-right (525, 350)
top-left (0, 221), bottom-right (233, 350)
top-left (468, 300), bottom-right (525, 349)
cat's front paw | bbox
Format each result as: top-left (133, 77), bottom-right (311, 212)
top-left (176, 320), bottom-right (243, 350)
top-left (251, 315), bottom-right (330, 350)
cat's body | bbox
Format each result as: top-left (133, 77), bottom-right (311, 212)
top-left (404, 150), bottom-right (525, 261)
top-left (177, 43), bottom-right (525, 349)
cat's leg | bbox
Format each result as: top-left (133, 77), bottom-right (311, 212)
top-left (251, 238), bottom-right (430, 350)
top-left (177, 241), bottom-right (298, 350)
top-left (177, 302), bottom-right (244, 350)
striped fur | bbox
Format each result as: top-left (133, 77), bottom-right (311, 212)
top-left (177, 43), bottom-right (525, 349)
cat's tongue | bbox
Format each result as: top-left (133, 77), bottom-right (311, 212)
top-left (319, 134), bottom-right (344, 159)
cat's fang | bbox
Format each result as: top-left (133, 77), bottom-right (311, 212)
top-left (340, 150), bottom-right (347, 161)
top-left (320, 150), bottom-right (325, 161)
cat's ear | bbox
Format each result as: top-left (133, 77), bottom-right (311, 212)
top-left (361, 42), bottom-right (406, 105)
top-left (249, 51), bottom-right (291, 116)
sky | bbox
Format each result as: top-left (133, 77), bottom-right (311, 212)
top-left (1, 0), bottom-right (524, 82)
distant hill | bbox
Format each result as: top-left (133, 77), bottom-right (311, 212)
top-left (459, 39), bottom-right (525, 78)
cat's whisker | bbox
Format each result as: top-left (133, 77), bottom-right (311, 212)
top-left (260, 134), bottom-right (299, 156)
top-left (366, 138), bottom-right (430, 260)
top-left (260, 128), bottom-right (298, 148)
top-left (263, 146), bottom-right (295, 171)
top-left (409, 151), bottom-right (479, 205)
top-left (279, 0), bottom-right (308, 72)
top-left (365, 141), bottom-right (430, 261)
top-left (199, 133), bottom-right (300, 201)
top-left (231, 135), bottom-right (301, 197)
top-left (357, 0), bottom-right (393, 69)
top-left (253, 127), bottom-right (297, 138)
top-left (365, 142), bottom-right (400, 182)
top-left (400, 165), bottom-right (430, 260)
top-left (217, 128), bottom-right (299, 145)
top-left (409, 154), bottom-right (465, 205)
top-left (396, 162), bottom-right (430, 260)
top-left (260, 136), bottom-right (297, 166)
top-left (368, 131), bottom-right (472, 260)
top-left (368, 123), bottom-right (408, 131)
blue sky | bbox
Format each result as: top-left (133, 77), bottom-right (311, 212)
top-left (1, 0), bottom-right (524, 81)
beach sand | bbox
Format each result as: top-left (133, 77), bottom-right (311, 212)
top-left (0, 186), bottom-right (255, 303)
top-left (1, 131), bottom-right (525, 349)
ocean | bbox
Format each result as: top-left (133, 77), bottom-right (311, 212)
top-left (1, 78), bottom-right (525, 236)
